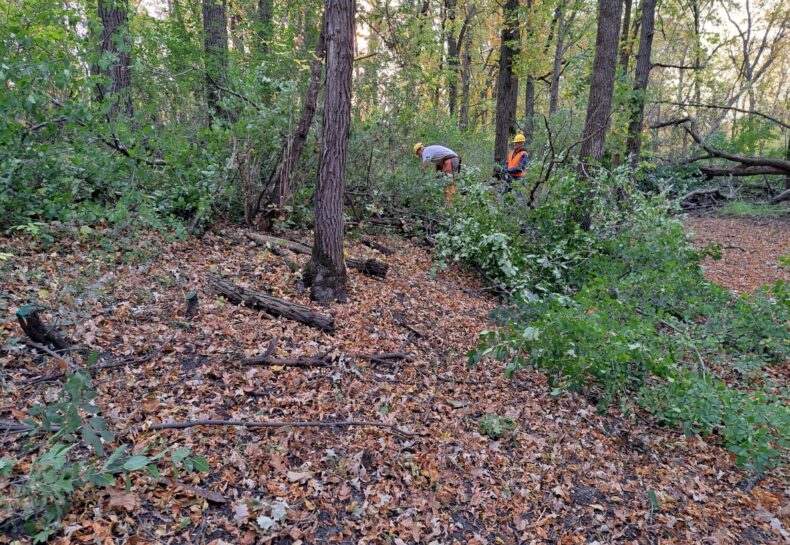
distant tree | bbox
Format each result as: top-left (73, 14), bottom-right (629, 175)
top-left (96, 0), bottom-right (133, 117)
top-left (304, 0), bottom-right (354, 304)
top-left (202, 0), bottom-right (231, 125)
top-left (257, 0), bottom-right (273, 51)
top-left (493, 0), bottom-right (520, 164)
top-left (626, 0), bottom-right (657, 167)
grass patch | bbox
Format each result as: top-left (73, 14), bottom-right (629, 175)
top-left (720, 200), bottom-right (788, 217)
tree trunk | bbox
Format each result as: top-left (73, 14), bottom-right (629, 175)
top-left (304, 0), bottom-right (354, 305)
top-left (617, 0), bottom-right (633, 73)
top-left (493, 0), bottom-right (521, 164)
top-left (459, 5), bottom-right (475, 131)
top-left (625, 0), bottom-right (656, 167)
top-left (97, 0), bottom-right (133, 118)
top-left (549, 9), bottom-right (566, 114)
top-left (446, 0), bottom-right (459, 116)
top-left (203, 0), bottom-right (231, 126)
top-left (578, 0), bottom-right (623, 230)
top-left (275, 17), bottom-right (327, 211)
top-left (578, 0), bottom-right (623, 169)
top-left (523, 0), bottom-right (535, 142)
top-left (257, 0), bottom-right (273, 51)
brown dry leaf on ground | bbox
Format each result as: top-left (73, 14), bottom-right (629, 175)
top-left (1, 226), bottom-right (788, 544)
top-left (684, 212), bottom-right (790, 294)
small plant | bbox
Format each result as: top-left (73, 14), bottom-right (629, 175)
top-left (477, 414), bottom-right (516, 439)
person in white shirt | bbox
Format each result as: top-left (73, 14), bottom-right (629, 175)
top-left (412, 143), bottom-right (461, 204)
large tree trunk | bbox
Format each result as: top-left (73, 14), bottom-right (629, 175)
top-left (458, 5), bottom-right (475, 131)
top-left (97, 0), bottom-right (133, 118)
top-left (578, 0), bottom-right (623, 169)
top-left (617, 0), bottom-right (633, 73)
top-left (257, 0), bottom-right (273, 51)
top-left (304, 0), bottom-right (354, 305)
top-left (625, 0), bottom-right (657, 167)
top-left (493, 0), bottom-right (521, 163)
top-left (203, 0), bottom-right (231, 126)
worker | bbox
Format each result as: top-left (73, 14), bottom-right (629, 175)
top-left (413, 143), bottom-right (461, 204)
top-left (506, 134), bottom-right (528, 180)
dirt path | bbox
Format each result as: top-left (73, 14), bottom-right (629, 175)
top-left (684, 213), bottom-right (790, 294)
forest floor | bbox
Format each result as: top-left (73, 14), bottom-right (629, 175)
top-left (1, 222), bottom-right (789, 545)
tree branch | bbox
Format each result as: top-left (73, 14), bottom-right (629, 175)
top-left (149, 419), bottom-right (418, 437)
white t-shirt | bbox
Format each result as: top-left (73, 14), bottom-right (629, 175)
top-left (421, 145), bottom-right (457, 166)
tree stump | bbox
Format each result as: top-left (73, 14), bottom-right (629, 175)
top-left (16, 305), bottom-right (71, 351)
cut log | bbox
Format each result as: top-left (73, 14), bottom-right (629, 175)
top-left (680, 187), bottom-right (725, 204)
top-left (16, 305), bottom-right (71, 351)
top-left (184, 291), bottom-right (199, 319)
top-left (771, 188), bottom-right (790, 204)
top-left (700, 166), bottom-right (787, 178)
top-left (247, 232), bottom-right (388, 278)
top-left (209, 277), bottom-right (334, 332)
top-left (360, 237), bottom-right (395, 256)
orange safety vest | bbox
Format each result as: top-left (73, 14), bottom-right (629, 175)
top-left (507, 149), bottom-right (527, 177)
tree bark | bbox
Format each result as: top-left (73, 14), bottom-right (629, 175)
top-left (446, 0), bottom-right (459, 116)
top-left (625, 0), bottom-right (656, 167)
top-left (458, 5), bottom-right (475, 131)
top-left (203, 0), bottom-right (231, 125)
top-left (304, 0), bottom-right (354, 304)
top-left (617, 0), bottom-right (633, 73)
top-left (523, 0), bottom-right (535, 142)
top-left (549, 8), bottom-right (567, 114)
top-left (577, 0), bottom-right (623, 170)
top-left (97, 0), bottom-right (133, 117)
top-left (209, 277), bottom-right (335, 331)
top-left (493, 0), bottom-right (521, 164)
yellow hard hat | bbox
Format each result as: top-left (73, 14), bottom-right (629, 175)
top-left (513, 134), bottom-right (526, 143)
top-left (413, 142), bottom-right (424, 155)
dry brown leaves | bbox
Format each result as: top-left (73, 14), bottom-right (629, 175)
top-left (684, 212), bottom-right (790, 294)
top-left (1, 225), bottom-right (788, 544)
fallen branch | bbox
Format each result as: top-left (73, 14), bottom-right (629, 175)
top-left (699, 166), bottom-right (787, 177)
top-left (356, 352), bottom-right (415, 365)
top-left (209, 276), bottom-right (334, 332)
top-left (149, 419), bottom-right (417, 437)
top-left (360, 237), bottom-right (395, 256)
top-left (771, 188), bottom-right (790, 204)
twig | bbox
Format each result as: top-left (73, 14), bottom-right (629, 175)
top-left (149, 419), bottom-right (418, 437)
top-left (20, 338), bottom-right (77, 370)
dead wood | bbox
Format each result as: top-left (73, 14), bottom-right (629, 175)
top-left (269, 245), bottom-right (300, 272)
top-left (184, 291), bottom-right (199, 319)
top-left (247, 232), bottom-right (389, 278)
top-left (360, 237), bottom-right (395, 255)
top-left (149, 418), bottom-right (417, 437)
top-left (210, 277), bottom-right (334, 331)
top-left (699, 166), bottom-right (787, 177)
top-left (356, 352), bottom-right (415, 365)
top-left (391, 311), bottom-right (428, 338)
top-left (771, 188), bottom-right (790, 204)
top-left (16, 305), bottom-right (71, 351)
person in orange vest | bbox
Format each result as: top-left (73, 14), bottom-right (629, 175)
top-left (504, 134), bottom-right (528, 192)
top-left (413, 143), bottom-right (461, 204)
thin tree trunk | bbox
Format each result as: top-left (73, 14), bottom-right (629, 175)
top-left (459, 5), bottom-right (475, 131)
top-left (523, 0), bottom-right (535, 142)
top-left (617, 0), bottom-right (633, 73)
top-left (626, 0), bottom-right (657, 167)
top-left (549, 9), bottom-right (566, 114)
top-left (275, 18), bottom-right (327, 211)
top-left (446, 0), bottom-right (459, 116)
top-left (257, 0), bottom-right (273, 51)
top-left (97, 0), bottom-right (133, 117)
top-left (203, 0), bottom-right (231, 125)
top-left (493, 0), bottom-right (521, 164)
top-left (304, 0), bottom-right (354, 304)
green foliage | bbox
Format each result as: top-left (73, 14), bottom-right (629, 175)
top-left (0, 370), bottom-right (206, 541)
top-left (477, 414), bottom-right (516, 440)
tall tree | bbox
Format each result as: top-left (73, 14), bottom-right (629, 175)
top-left (96, 0), bottom-right (133, 117)
top-left (459, 4), bottom-right (476, 131)
top-left (257, 0), bottom-right (273, 51)
top-left (304, 0), bottom-right (354, 304)
top-left (523, 0), bottom-right (535, 142)
top-left (617, 0), bottom-right (633, 73)
top-left (493, 0), bottom-right (521, 163)
top-left (626, 0), bottom-right (657, 167)
top-left (202, 0), bottom-right (230, 125)
top-left (446, 0), bottom-right (459, 116)
top-left (549, 7), bottom-right (577, 114)
top-left (577, 0), bottom-right (623, 170)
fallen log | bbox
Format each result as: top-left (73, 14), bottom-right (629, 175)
top-left (356, 352), bottom-right (415, 365)
top-left (16, 304), bottom-right (72, 351)
top-left (360, 237), bottom-right (395, 256)
top-left (209, 277), bottom-right (334, 332)
top-left (246, 233), bottom-right (389, 278)
top-left (700, 166), bottom-right (787, 178)
top-left (771, 188), bottom-right (790, 204)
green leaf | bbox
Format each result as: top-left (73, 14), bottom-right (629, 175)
top-left (171, 447), bottom-right (191, 465)
top-left (191, 456), bottom-right (209, 472)
top-left (123, 455), bottom-right (150, 472)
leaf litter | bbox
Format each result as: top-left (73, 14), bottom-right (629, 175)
top-left (1, 225), bottom-right (788, 544)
